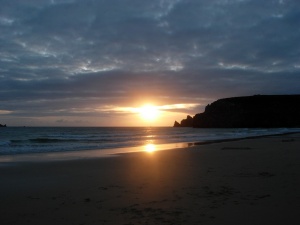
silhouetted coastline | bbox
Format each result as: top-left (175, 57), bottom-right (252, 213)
top-left (174, 95), bottom-right (300, 128)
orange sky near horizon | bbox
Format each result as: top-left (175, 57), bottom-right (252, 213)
top-left (0, 103), bottom-right (199, 127)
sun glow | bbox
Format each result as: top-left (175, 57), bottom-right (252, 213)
top-left (144, 143), bottom-right (156, 153)
top-left (138, 104), bottom-right (160, 121)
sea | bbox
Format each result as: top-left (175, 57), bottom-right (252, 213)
top-left (1, 127), bottom-right (299, 158)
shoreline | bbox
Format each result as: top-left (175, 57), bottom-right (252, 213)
top-left (1, 131), bottom-right (299, 163)
top-left (0, 133), bottom-right (299, 224)
top-left (193, 131), bottom-right (300, 145)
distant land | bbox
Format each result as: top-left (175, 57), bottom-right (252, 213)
top-left (174, 95), bottom-right (300, 128)
top-left (0, 124), bottom-right (7, 127)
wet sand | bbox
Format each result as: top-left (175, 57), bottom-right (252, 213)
top-left (0, 133), bottom-right (299, 225)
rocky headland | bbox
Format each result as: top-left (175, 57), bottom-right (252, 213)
top-left (174, 95), bottom-right (300, 128)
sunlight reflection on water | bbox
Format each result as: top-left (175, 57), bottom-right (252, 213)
top-left (144, 143), bottom-right (156, 153)
top-left (0, 142), bottom-right (192, 163)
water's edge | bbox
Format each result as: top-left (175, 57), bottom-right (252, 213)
top-left (1, 131), bottom-right (298, 164)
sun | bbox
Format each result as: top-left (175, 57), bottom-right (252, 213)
top-left (139, 104), bottom-right (160, 121)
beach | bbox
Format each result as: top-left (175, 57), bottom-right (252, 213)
top-left (0, 133), bottom-right (299, 225)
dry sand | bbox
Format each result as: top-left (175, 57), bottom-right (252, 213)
top-left (0, 133), bottom-right (299, 225)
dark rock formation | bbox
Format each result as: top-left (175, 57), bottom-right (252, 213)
top-left (173, 121), bottom-right (181, 127)
top-left (180, 115), bottom-right (194, 127)
top-left (174, 115), bottom-right (193, 127)
top-left (0, 124), bottom-right (7, 127)
top-left (174, 95), bottom-right (300, 128)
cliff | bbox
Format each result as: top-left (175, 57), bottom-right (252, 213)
top-left (174, 95), bottom-right (300, 128)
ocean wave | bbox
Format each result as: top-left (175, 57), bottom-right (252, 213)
top-left (29, 138), bottom-right (75, 143)
top-left (9, 138), bottom-right (114, 144)
top-left (0, 141), bottom-right (10, 147)
top-left (0, 127), bottom-right (299, 156)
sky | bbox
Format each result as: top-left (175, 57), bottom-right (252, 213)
top-left (0, 0), bottom-right (300, 127)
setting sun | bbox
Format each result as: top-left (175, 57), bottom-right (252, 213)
top-left (138, 104), bottom-right (160, 121)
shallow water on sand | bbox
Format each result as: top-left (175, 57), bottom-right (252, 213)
top-left (1, 127), bottom-right (299, 156)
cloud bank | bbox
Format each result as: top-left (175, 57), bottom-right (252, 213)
top-left (0, 0), bottom-right (299, 126)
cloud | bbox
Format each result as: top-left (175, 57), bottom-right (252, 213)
top-left (0, 0), bottom-right (299, 125)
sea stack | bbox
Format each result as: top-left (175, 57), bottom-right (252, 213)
top-left (174, 115), bottom-right (194, 127)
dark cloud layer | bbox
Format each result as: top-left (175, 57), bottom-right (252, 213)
top-left (0, 0), bottom-right (299, 126)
